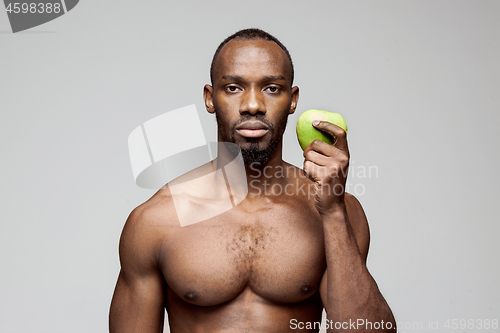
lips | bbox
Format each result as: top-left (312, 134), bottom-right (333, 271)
top-left (235, 121), bottom-right (270, 138)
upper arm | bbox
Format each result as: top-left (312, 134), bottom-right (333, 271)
top-left (109, 206), bottom-right (166, 333)
top-left (345, 192), bottom-right (370, 262)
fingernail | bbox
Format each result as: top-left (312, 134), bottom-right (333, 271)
top-left (312, 121), bottom-right (320, 126)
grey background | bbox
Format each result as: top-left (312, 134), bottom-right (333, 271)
top-left (1, 0), bottom-right (499, 332)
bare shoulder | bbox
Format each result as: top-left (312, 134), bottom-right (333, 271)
top-left (129, 187), bottom-right (180, 227)
top-left (119, 187), bottom-right (179, 272)
top-left (119, 160), bottom-right (217, 264)
top-left (344, 192), bottom-right (370, 262)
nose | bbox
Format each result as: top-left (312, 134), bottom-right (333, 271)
top-left (240, 87), bottom-right (266, 116)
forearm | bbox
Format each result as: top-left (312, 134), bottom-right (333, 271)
top-left (323, 204), bottom-right (395, 332)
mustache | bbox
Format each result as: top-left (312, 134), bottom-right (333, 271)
top-left (231, 116), bottom-right (275, 131)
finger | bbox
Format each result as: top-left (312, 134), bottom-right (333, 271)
top-left (312, 121), bottom-right (348, 152)
top-left (303, 147), bottom-right (330, 166)
top-left (305, 139), bottom-right (349, 161)
top-left (303, 159), bottom-right (338, 184)
top-left (303, 160), bottom-right (326, 183)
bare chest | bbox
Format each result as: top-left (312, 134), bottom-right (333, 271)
top-left (160, 202), bottom-right (326, 306)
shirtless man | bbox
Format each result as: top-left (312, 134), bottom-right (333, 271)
top-left (109, 28), bottom-right (396, 332)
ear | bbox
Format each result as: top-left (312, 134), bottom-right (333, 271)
top-left (289, 86), bottom-right (299, 115)
top-left (203, 84), bottom-right (215, 114)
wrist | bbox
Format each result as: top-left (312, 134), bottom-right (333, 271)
top-left (319, 201), bottom-right (347, 221)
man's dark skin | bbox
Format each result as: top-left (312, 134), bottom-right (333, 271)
top-left (110, 36), bottom-right (396, 332)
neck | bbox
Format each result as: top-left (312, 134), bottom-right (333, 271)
top-left (216, 140), bottom-right (289, 198)
top-left (246, 159), bottom-right (289, 198)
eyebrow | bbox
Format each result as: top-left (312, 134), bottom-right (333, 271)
top-left (221, 75), bottom-right (287, 81)
top-left (263, 75), bottom-right (286, 81)
top-left (221, 75), bottom-right (244, 81)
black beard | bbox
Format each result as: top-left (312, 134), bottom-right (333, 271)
top-left (215, 114), bottom-right (288, 166)
top-left (239, 137), bottom-right (281, 166)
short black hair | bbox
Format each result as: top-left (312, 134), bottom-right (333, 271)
top-left (210, 28), bottom-right (294, 86)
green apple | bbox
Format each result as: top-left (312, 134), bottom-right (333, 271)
top-left (296, 109), bottom-right (348, 151)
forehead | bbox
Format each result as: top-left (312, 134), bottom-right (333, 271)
top-left (213, 39), bottom-right (291, 83)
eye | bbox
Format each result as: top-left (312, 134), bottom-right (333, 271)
top-left (266, 86), bottom-right (281, 93)
top-left (226, 85), bottom-right (241, 93)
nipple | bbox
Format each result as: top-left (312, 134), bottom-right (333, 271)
top-left (300, 284), bottom-right (312, 294)
top-left (184, 290), bottom-right (199, 301)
